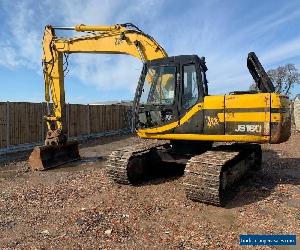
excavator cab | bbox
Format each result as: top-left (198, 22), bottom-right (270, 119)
top-left (134, 55), bottom-right (208, 133)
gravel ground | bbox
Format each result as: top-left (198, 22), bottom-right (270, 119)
top-left (0, 132), bottom-right (299, 249)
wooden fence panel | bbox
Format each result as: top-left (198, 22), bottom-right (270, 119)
top-left (0, 103), bottom-right (6, 148)
top-left (5, 102), bottom-right (45, 146)
top-left (101, 105), bottom-right (106, 132)
top-left (0, 102), bottom-right (130, 149)
top-left (105, 105), bottom-right (111, 132)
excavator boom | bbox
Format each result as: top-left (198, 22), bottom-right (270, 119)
top-left (29, 23), bottom-right (167, 170)
top-left (43, 23), bottom-right (167, 133)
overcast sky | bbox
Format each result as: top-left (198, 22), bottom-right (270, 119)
top-left (0, 0), bottom-right (300, 103)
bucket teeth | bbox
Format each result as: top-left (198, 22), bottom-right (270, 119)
top-left (28, 141), bottom-right (80, 170)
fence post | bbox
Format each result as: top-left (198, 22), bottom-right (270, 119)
top-left (87, 104), bottom-right (90, 135)
top-left (41, 102), bottom-right (44, 142)
top-left (6, 101), bottom-right (9, 149)
top-left (67, 103), bottom-right (70, 138)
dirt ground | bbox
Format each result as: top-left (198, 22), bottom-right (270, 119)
top-left (0, 132), bottom-right (299, 249)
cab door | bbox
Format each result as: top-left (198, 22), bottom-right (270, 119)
top-left (136, 58), bottom-right (180, 131)
top-left (174, 56), bottom-right (205, 134)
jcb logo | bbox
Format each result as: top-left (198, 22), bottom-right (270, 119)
top-left (235, 124), bottom-right (262, 133)
top-left (205, 116), bottom-right (219, 128)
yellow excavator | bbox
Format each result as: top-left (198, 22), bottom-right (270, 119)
top-left (29, 23), bottom-right (291, 206)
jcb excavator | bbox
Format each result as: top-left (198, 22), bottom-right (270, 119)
top-left (29, 23), bottom-right (291, 206)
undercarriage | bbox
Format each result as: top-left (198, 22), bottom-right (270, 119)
top-left (107, 140), bottom-right (262, 206)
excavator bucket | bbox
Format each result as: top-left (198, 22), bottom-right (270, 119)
top-left (28, 141), bottom-right (80, 170)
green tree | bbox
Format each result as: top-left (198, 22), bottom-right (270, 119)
top-left (249, 64), bottom-right (300, 96)
top-left (249, 82), bottom-right (258, 91)
top-left (267, 64), bottom-right (300, 96)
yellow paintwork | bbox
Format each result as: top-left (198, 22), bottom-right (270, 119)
top-left (225, 93), bottom-right (270, 108)
top-left (137, 92), bottom-right (290, 143)
top-left (42, 24), bottom-right (167, 130)
top-left (53, 32), bottom-right (166, 60)
top-left (138, 133), bottom-right (269, 143)
top-left (217, 113), bottom-right (279, 122)
top-left (74, 24), bottom-right (124, 32)
top-left (43, 26), bottom-right (65, 128)
top-left (203, 95), bottom-right (224, 109)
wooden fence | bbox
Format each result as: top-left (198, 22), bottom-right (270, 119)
top-left (0, 102), bottom-right (130, 149)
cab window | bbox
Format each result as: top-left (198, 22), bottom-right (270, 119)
top-left (182, 64), bottom-right (198, 109)
top-left (140, 66), bottom-right (176, 105)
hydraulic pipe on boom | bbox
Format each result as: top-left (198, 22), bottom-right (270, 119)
top-left (29, 23), bottom-right (167, 170)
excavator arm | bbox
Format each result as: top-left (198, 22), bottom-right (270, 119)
top-left (42, 23), bottom-right (167, 144)
top-left (28, 23), bottom-right (167, 170)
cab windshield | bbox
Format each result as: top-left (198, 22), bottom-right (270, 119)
top-left (140, 66), bottom-right (176, 105)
